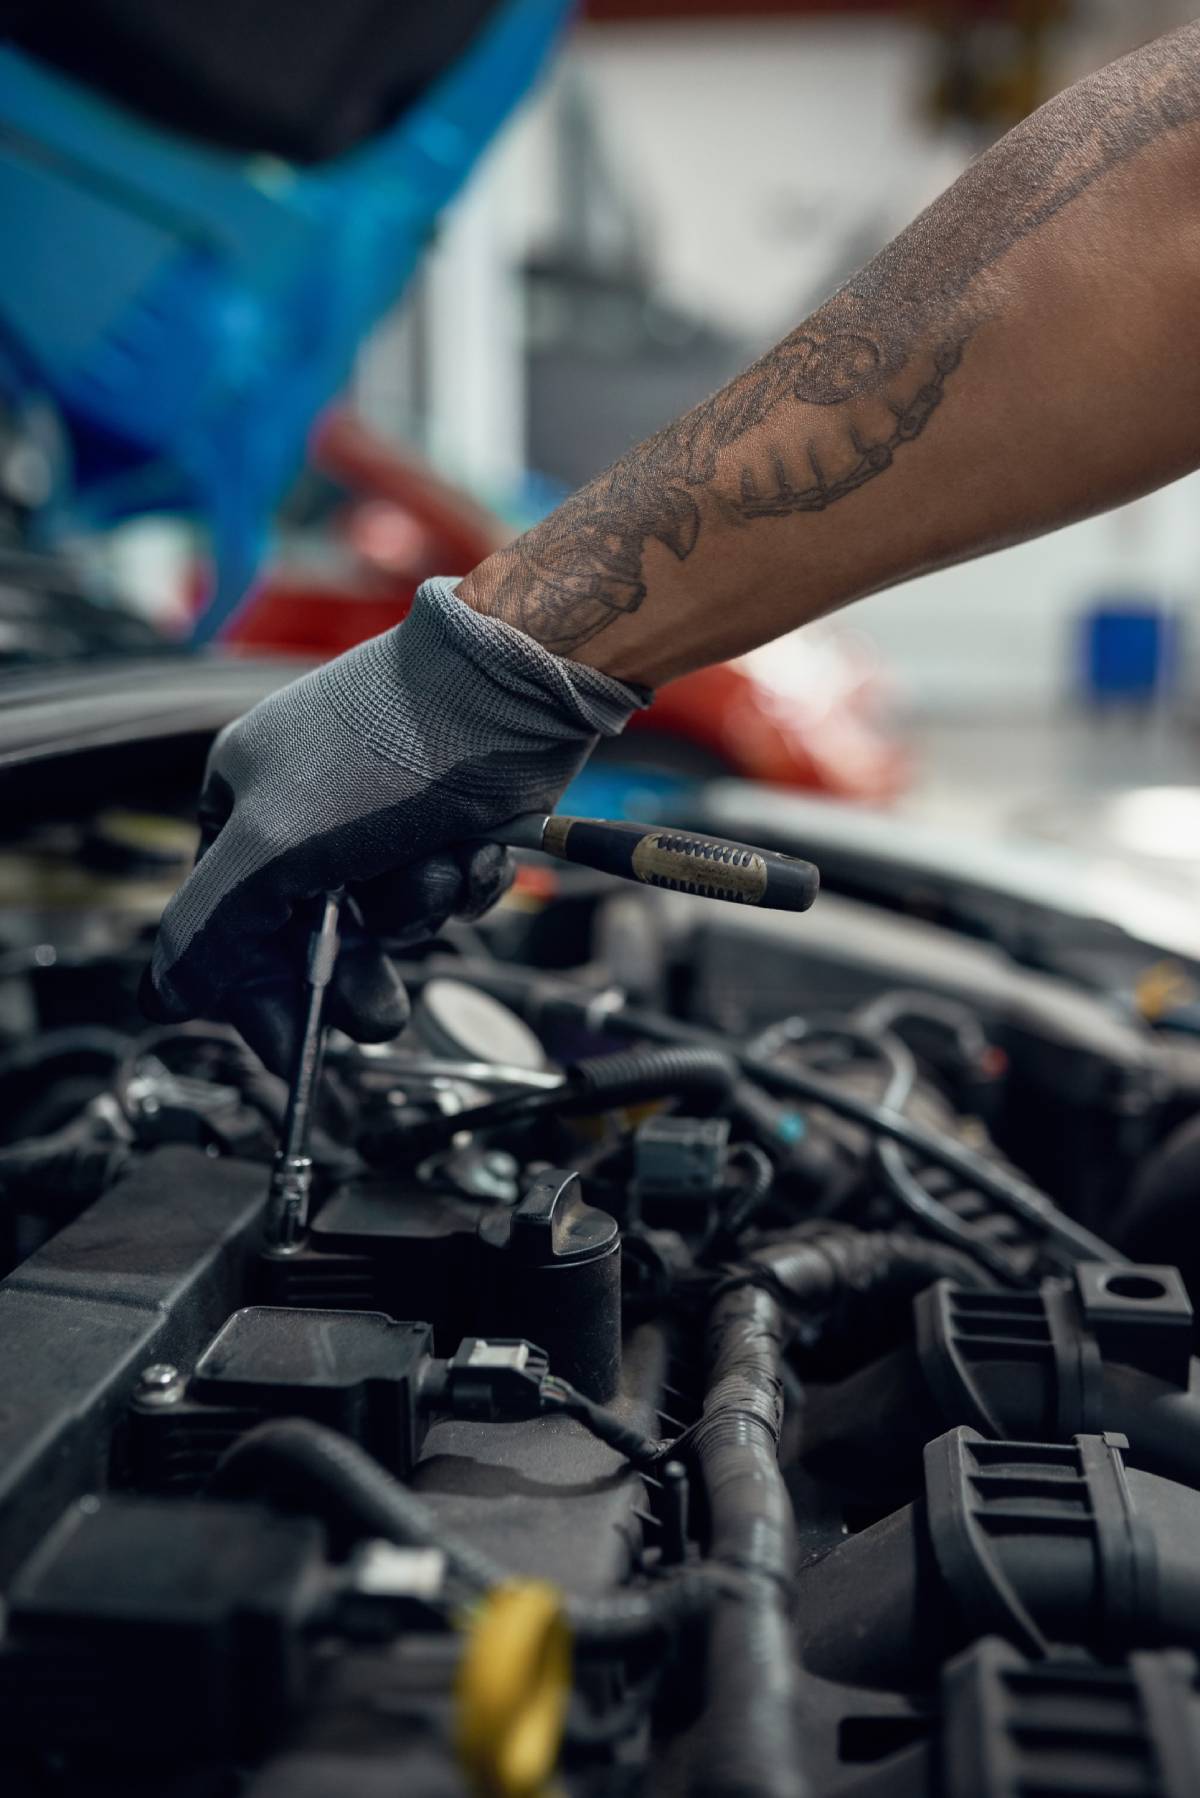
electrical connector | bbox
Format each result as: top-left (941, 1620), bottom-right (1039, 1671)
top-left (425, 1337), bottom-right (551, 1421)
top-left (424, 1339), bottom-right (667, 1472)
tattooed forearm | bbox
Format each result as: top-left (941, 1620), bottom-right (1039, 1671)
top-left (736, 340), bottom-right (964, 520)
top-left (465, 24), bottom-right (1200, 657)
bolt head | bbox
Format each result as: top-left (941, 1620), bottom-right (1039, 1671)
top-left (139, 1363), bottom-right (179, 1391)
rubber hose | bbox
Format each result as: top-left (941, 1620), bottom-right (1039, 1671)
top-left (714, 1141), bottom-right (776, 1242)
top-left (568, 1044), bottom-right (736, 1112)
top-left (1100, 1362), bottom-right (1200, 1491)
top-left (739, 1226), bottom-right (992, 1307)
top-left (686, 1282), bottom-right (807, 1798)
top-left (373, 1042), bottom-right (737, 1161)
top-left (210, 1419), bottom-right (715, 1650)
top-left (685, 1228), bottom-right (986, 1797)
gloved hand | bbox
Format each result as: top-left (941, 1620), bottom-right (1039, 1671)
top-left (142, 577), bottom-right (646, 1073)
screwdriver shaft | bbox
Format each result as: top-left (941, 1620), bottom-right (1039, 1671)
top-left (265, 890), bottom-right (344, 1252)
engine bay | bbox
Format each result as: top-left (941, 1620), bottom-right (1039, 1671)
top-left (6, 767), bottom-right (1200, 1798)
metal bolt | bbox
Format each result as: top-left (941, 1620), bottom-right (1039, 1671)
top-left (660, 1459), bottom-right (690, 1567)
top-left (140, 1364), bottom-right (178, 1390)
top-left (137, 1363), bottom-right (183, 1405)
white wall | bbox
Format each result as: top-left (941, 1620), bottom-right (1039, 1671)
top-left (511, 18), bottom-right (954, 339)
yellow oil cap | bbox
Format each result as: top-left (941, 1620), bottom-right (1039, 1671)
top-left (455, 1581), bottom-right (571, 1798)
top-left (1135, 959), bottom-right (1196, 1022)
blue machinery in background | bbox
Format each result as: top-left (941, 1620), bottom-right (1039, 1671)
top-left (0, 1), bottom-right (571, 642)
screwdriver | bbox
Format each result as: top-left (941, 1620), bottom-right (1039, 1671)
top-left (493, 813), bottom-right (819, 912)
top-left (263, 889), bottom-right (344, 1252)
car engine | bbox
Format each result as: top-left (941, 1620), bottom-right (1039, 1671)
top-left (6, 743), bottom-right (1200, 1798)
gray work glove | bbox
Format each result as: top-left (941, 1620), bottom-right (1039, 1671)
top-left (142, 576), bottom-right (646, 1074)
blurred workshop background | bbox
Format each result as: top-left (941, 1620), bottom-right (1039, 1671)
top-left (5, 0), bottom-right (1200, 876)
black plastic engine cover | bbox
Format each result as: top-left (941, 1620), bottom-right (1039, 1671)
top-left (0, 1146), bottom-right (270, 1578)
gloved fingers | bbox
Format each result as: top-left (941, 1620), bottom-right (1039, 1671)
top-left (218, 955), bottom-right (308, 1078)
top-left (325, 927), bottom-right (411, 1047)
top-left (210, 846), bottom-right (507, 1073)
top-left (194, 765), bottom-right (235, 862)
top-left (351, 851), bottom-right (469, 947)
top-left (454, 841), bottom-right (516, 921)
top-left (144, 836), bottom-right (508, 1038)
top-left (213, 905), bottom-right (410, 1079)
top-left (142, 826), bottom-right (301, 1023)
top-left (351, 844), bottom-right (514, 948)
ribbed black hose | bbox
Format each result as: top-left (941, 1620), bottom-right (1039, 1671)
top-left (568, 1044), bottom-right (736, 1111)
top-left (371, 1043), bottom-right (737, 1160)
top-left (210, 1419), bottom-right (716, 1650)
top-left (734, 1224), bottom-right (992, 1306)
top-left (684, 1225), bottom-right (989, 1798)
top-left (687, 1282), bottom-right (806, 1798)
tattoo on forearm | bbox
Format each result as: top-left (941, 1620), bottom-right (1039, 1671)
top-left (473, 25), bottom-right (1200, 656)
top-left (737, 340), bottom-right (964, 518)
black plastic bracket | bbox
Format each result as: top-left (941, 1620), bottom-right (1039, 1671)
top-left (1073, 1262), bottom-right (1193, 1389)
top-left (916, 1281), bottom-right (1103, 1442)
top-left (924, 1428), bottom-right (1053, 1658)
top-left (916, 1260), bottom-right (1194, 1453)
top-left (941, 1636), bottom-right (1200, 1798)
top-left (923, 1427), bottom-right (1152, 1661)
top-left (129, 1307), bottom-right (434, 1491)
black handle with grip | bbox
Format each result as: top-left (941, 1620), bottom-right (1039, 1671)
top-left (494, 813), bottom-right (819, 913)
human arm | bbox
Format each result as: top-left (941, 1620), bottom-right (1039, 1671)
top-left (460, 23), bottom-right (1200, 685)
top-left (146, 24), bottom-right (1200, 1058)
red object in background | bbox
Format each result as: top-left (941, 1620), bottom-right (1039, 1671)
top-left (230, 407), bottom-right (908, 804)
top-left (627, 655), bottom-right (908, 803)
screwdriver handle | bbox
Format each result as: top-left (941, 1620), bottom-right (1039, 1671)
top-left (496, 815), bottom-right (819, 913)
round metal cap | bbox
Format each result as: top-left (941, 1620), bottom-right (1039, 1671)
top-left (414, 979), bottom-right (546, 1072)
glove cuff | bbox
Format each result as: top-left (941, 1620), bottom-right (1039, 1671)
top-left (409, 576), bottom-right (652, 738)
